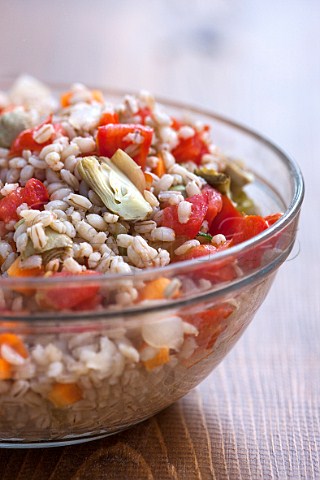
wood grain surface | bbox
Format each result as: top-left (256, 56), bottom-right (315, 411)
top-left (0, 0), bottom-right (319, 478)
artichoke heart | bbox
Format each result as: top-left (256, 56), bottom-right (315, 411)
top-left (195, 167), bottom-right (231, 195)
top-left (224, 159), bottom-right (254, 188)
top-left (78, 155), bottom-right (152, 221)
top-left (21, 227), bottom-right (72, 261)
top-left (0, 108), bottom-right (33, 148)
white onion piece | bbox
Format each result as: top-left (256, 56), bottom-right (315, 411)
top-left (142, 316), bottom-right (184, 350)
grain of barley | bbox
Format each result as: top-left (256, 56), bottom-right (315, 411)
top-left (51, 187), bottom-right (73, 201)
top-left (45, 200), bottom-right (69, 211)
top-left (0, 183), bottom-right (19, 196)
top-left (72, 136), bottom-right (96, 154)
top-left (9, 157), bottom-right (27, 169)
top-left (63, 257), bottom-right (84, 273)
top-left (6, 168), bottom-right (20, 183)
top-left (15, 232), bottom-right (28, 253)
top-left (103, 212), bottom-right (119, 224)
top-left (39, 143), bottom-right (62, 160)
top-left (151, 227), bottom-right (175, 242)
top-left (177, 201), bottom-right (192, 224)
top-left (28, 223), bottom-right (48, 250)
top-left (174, 240), bottom-right (200, 256)
top-left (143, 190), bottom-right (159, 207)
top-left (186, 180), bottom-right (201, 197)
top-left (60, 169), bottom-right (79, 190)
top-left (86, 214), bottom-right (108, 231)
top-left (61, 143), bottom-right (80, 160)
top-left (34, 123), bottom-right (55, 144)
top-left (20, 164), bottom-right (35, 184)
top-left (178, 125), bottom-right (195, 139)
top-left (88, 251), bottom-right (101, 269)
top-left (50, 219), bottom-right (67, 234)
top-left (45, 151), bottom-right (63, 171)
top-left (67, 193), bottom-right (92, 210)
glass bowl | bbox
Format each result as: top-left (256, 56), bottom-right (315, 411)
top-left (0, 85), bottom-right (304, 447)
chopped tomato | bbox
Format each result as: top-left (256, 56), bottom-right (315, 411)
top-left (135, 107), bottom-right (152, 124)
top-left (36, 270), bottom-right (100, 311)
top-left (183, 303), bottom-right (235, 349)
top-left (0, 178), bottom-right (49, 222)
top-left (97, 124), bottom-right (153, 169)
top-left (265, 213), bottom-right (282, 227)
top-left (10, 118), bottom-right (62, 156)
top-left (172, 130), bottom-right (210, 165)
top-left (23, 178), bottom-right (49, 209)
top-left (161, 194), bottom-right (208, 239)
top-left (202, 186), bottom-right (222, 227)
top-left (99, 111), bottom-right (119, 126)
top-left (209, 195), bottom-right (243, 238)
top-left (175, 243), bottom-right (236, 283)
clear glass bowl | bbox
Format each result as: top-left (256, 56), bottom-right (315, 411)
top-left (0, 86), bottom-right (304, 447)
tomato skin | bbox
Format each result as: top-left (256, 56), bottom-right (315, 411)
top-left (10, 118), bottom-right (62, 156)
top-left (264, 213), bottom-right (282, 227)
top-left (161, 194), bottom-right (208, 239)
top-left (0, 188), bottom-right (24, 222)
top-left (0, 179), bottom-right (49, 222)
top-left (202, 186), bottom-right (222, 227)
top-left (23, 178), bottom-right (49, 209)
top-left (175, 243), bottom-right (236, 283)
top-left (36, 271), bottom-right (100, 311)
top-left (209, 195), bottom-right (243, 238)
top-left (99, 112), bottom-right (119, 126)
top-left (171, 131), bottom-right (210, 165)
top-left (183, 303), bottom-right (235, 350)
top-left (97, 124), bottom-right (153, 169)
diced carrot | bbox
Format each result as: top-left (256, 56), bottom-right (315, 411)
top-left (144, 171), bottom-right (153, 190)
top-left (143, 347), bottom-right (170, 371)
top-left (47, 382), bottom-right (83, 408)
top-left (7, 257), bottom-right (44, 295)
top-left (0, 358), bottom-right (12, 380)
top-left (153, 155), bottom-right (166, 178)
top-left (60, 91), bottom-right (73, 108)
top-left (7, 258), bottom-right (43, 279)
top-left (91, 89), bottom-right (104, 103)
top-left (140, 277), bottom-right (180, 301)
top-left (0, 333), bottom-right (28, 358)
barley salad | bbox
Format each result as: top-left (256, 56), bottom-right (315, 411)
top-left (0, 76), bottom-right (283, 443)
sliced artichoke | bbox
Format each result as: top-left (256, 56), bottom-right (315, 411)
top-left (110, 149), bottom-right (146, 193)
top-left (195, 167), bottom-right (231, 195)
top-left (21, 227), bottom-right (72, 262)
top-left (224, 159), bottom-right (254, 188)
top-left (0, 108), bottom-right (33, 148)
top-left (78, 155), bottom-right (152, 221)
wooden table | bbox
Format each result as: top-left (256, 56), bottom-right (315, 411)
top-left (0, 0), bottom-right (319, 478)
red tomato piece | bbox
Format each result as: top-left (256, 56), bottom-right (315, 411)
top-left (97, 124), bottom-right (153, 169)
top-left (184, 303), bottom-right (235, 350)
top-left (10, 118), bottom-right (62, 156)
top-left (175, 243), bottom-right (236, 283)
top-left (23, 178), bottom-right (49, 210)
top-left (202, 186), bottom-right (223, 227)
top-left (135, 107), bottom-right (152, 124)
top-left (0, 179), bottom-right (49, 222)
top-left (264, 213), bottom-right (282, 227)
top-left (0, 187), bottom-right (24, 222)
top-left (99, 111), bottom-right (119, 126)
top-left (36, 271), bottom-right (100, 311)
top-left (161, 194), bottom-right (208, 239)
top-left (172, 131), bottom-right (210, 165)
top-left (209, 194), bottom-right (243, 238)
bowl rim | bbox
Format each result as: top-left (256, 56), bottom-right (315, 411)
top-left (0, 83), bottom-right (304, 314)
